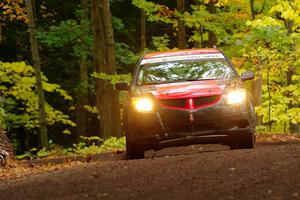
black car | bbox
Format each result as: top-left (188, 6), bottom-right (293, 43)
top-left (117, 48), bottom-right (256, 159)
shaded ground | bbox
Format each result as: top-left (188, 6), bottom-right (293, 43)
top-left (1, 137), bottom-right (300, 199)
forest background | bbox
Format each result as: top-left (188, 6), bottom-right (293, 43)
top-left (0, 0), bottom-right (299, 156)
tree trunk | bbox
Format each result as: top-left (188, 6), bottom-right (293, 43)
top-left (92, 0), bottom-right (122, 139)
top-left (251, 75), bottom-right (262, 107)
top-left (177, 0), bottom-right (186, 49)
top-left (0, 129), bottom-right (14, 167)
top-left (0, 22), bottom-right (3, 44)
top-left (250, 0), bottom-right (255, 20)
top-left (250, 0), bottom-right (267, 19)
top-left (141, 9), bottom-right (146, 50)
top-left (192, 0), bottom-right (202, 48)
top-left (25, 0), bottom-right (48, 149)
top-left (76, 0), bottom-right (90, 139)
top-left (207, 2), bottom-right (217, 47)
top-left (248, 3), bottom-right (263, 125)
top-left (251, 73), bottom-right (262, 126)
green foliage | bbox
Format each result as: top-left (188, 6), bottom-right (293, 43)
top-left (0, 61), bottom-right (75, 130)
top-left (73, 137), bottom-right (125, 155)
top-left (91, 72), bottom-right (132, 107)
top-left (183, 1), bottom-right (250, 46)
top-left (37, 10), bottom-right (138, 68)
top-left (152, 34), bottom-right (171, 51)
top-left (83, 105), bottom-right (99, 115)
top-left (91, 72), bottom-right (132, 85)
top-left (115, 43), bottom-right (140, 67)
top-left (37, 18), bottom-right (92, 59)
top-left (132, 0), bottom-right (175, 24)
top-left (16, 136), bottom-right (126, 159)
top-left (0, 107), bottom-right (6, 130)
top-left (243, 0), bottom-right (300, 131)
top-left (36, 8), bottom-right (138, 123)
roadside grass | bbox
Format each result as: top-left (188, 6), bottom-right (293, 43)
top-left (16, 136), bottom-right (126, 160)
top-left (1, 137), bottom-right (125, 179)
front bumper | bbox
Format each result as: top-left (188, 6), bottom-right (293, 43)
top-left (125, 100), bottom-right (255, 147)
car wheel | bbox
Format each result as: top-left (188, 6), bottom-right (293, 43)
top-left (126, 139), bottom-right (145, 159)
top-left (229, 132), bottom-right (255, 150)
top-left (229, 140), bottom-right (239, 150)
top-left (240, 132), bottom-right (255, 149)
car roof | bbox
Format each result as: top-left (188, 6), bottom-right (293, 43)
top-left (143, 48), bottom-right (221, 59)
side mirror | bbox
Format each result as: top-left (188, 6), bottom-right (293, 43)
top-left (116, 82), bottom-right (129, 91)
top-left (241, 71), bottom-right (254, 81)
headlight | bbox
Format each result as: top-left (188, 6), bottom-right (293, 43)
top-left (227, 89), bottom-right (246, 105)
top-left (132, 97), bottom-right (153, 112)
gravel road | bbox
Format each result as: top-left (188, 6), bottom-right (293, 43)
top-left (1, 142), bottom-right (300, 200)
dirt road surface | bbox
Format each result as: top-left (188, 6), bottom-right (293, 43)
top-left (1, 142), bottom-right (300, 200)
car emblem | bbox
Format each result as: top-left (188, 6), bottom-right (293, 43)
top-left (189, 112), bottom-right (194, 122)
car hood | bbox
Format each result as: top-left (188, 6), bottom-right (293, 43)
top-left (133, 80), bottom-right (231, 99)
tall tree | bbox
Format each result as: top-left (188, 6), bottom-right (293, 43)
top-left (249, 0), bottom-right (263, 124)
top-left (249, 0), bottom-right (269, 121)
top-left (141, 9), bottom-right (146, 50)
top-left (92, 0), bottom-right (122, 138)
top-left (207, 1), bottom-right (217, 47)
top-left (283, 0), bottom-right (299, 133)
top-left (177, 0), bottom-right (186, 49)
top-left (25, 0), bottom-right (48, 148)
top-left (76, 0), bottom-right (90, 138)
top-left (250, 0), bottom-right (255, 20)
top-left (0, 23), bottom-right (2, 44)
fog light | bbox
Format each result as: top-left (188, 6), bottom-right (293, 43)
top-left (227, 89), bottom-right (246, 105)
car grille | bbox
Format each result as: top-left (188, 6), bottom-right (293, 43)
top-left (158, 95), bottom-right (221, 108)
top-left (194, 95), bottom-right (221, 107)
top-left (158, 99), bottom-right (186, 107)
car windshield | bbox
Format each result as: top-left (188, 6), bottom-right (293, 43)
top-left (138, 59), bottom-right (235, 85)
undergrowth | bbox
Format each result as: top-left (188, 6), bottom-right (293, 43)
top-left (16, 136), bottom-right (125, 160)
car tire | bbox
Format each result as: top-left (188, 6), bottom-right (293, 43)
top-left (240, 132), bottom-right (255, 149)
top-left (126, 139), bottom-right (145, 159)
top-left (229, 132), bottom-right (255, 150)
top-left (229, 140), bottom-right (239, 150)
